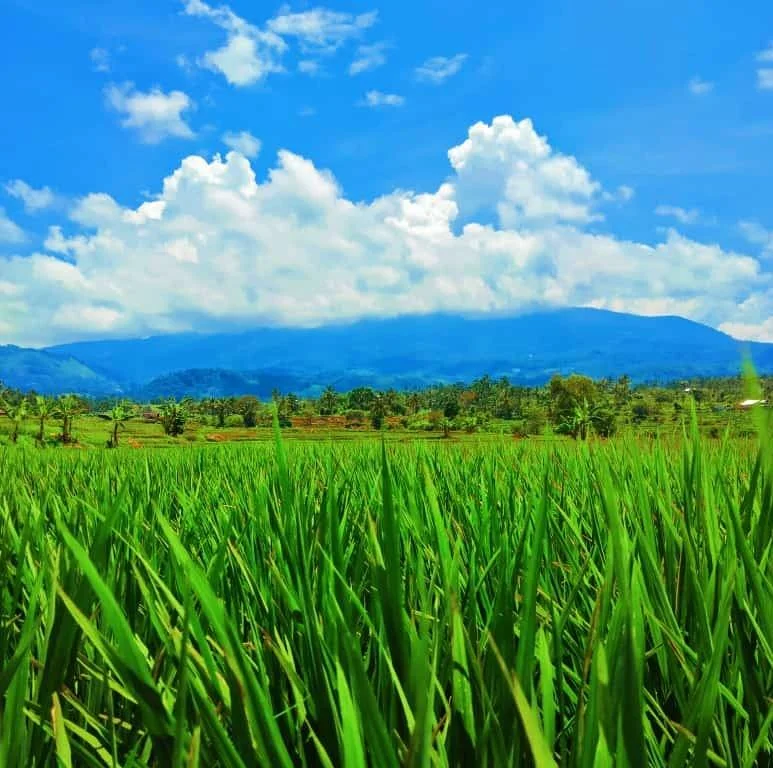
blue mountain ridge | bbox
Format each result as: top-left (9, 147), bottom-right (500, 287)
top-left (1, 308), bottom-right (770, 397)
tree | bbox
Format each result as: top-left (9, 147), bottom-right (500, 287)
top-left (97, 402), bottom-right (135, 447)
top-left (348, 387), bottom-right (376, 411)
top-left (560, 398), bottom-right (616, 440)
top-left (159, 399), bottom-right (189, 437)
top-left (319, 386), bottom-right (338, 416)
top-left (370, 394), bottom-right (386, 430)
top-left (443, 396), bottom-right (461, 420)
top-left (34, 395), bottom-right (55, 443)
top-left (614, 375), bottom-right (631, 406)
top-left (406, 392), bottom-right (422, 415)
top-left (236, 396), bottom-right (260, 428)
top-left (211, 398), bottom-right (234, 428)
top-left (1, 397), bottom-right (27, 443)
top-left (56, 394), bottom-right (80, 444)
top-left (549, 374), bottom-right (598, 426)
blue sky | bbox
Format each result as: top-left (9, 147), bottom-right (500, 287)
top-left (1, 0), bottom-right (773, 346)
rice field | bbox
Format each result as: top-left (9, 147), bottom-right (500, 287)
top-left (0, 417), bottom-right (771, 766)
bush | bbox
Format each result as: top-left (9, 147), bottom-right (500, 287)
top-left (523, 408), bottom-right (547, 436)
top-left (225, 414), bottom-right (244, 428)
top-left (345, 410), bottom-right (366, 428)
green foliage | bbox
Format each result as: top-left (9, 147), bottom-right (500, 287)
top-left (159, 398), bottom-right (189, 437)
top-left (1, 422), bottom-right (772, 764)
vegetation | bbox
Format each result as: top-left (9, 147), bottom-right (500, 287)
top-left (159, 399), bottom-right (190, 437)
top-left (96, 402), bottom-right (136, 448)
top-left (2, 371), bottom-right (771, 449)
top-left (0, 400), bottom-right (771, 765)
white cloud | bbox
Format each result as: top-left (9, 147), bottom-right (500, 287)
top-left (360, 90), bottom-right (404, 107)
top-left (654, 205), bottom-right (700, 224)
top-left (105, 83), bottom-right (195, 143)
top-left (603, 185), bottom-right (634, 204)
top-left (449, 115), bottom-right (601, 225)
top-left (266, 7), bottom-right (377, 54)
top-left (688, 76), bottom-right (713, 95)
top-left (4, 180), bottom-right (55, 213)
top-left (349, 42), bottom-right (388, 75)
top-left (183, 0), bottom-right (286, 86)
top-left (90, 47), bottom-right (111, 73)
top-left (222, 130), bottom-right (262, 158)
top-left (739, 220), bottom-right (773, 257)
top-left (182, 2), bottom-right (377, 85)
top-left (756, 43), bottom-right (773, 90)
top-left (415, 54), bottom-right (468, 83)
top-left (1, 114), bottom-right (771, 346)
top-left (758, 69), bottom-right (773, 90)
top-left (298, 59), bottom-right (321, 75)
top-left (0, 208), bottom-right (25, 244)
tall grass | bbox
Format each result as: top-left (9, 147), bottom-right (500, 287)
top-left (0, 421), bottom-right (771, 765)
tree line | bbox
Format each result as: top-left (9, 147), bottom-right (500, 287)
top-left (1, 373), bottom-right (770, 446)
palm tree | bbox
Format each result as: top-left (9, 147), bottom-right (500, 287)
top-left (561, 399), bottom-right (616, 440)
top-left (34, 395), bottom-right (55, 443)
top-left (56, 394), bottom-right (80, 444)
top-left (1, 397), bottom-right (28, 443)
top-left (319, 385), bottom-right (338, 416)
top-left (159, 398), bottom-right (190, 437)
top-left (97, 402), bottom-right (135, 447)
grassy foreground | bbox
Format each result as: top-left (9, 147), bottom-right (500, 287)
top-left (0, 423), bottom-right (772, 766)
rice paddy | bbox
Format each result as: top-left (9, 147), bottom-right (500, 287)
top-left (0, 415), bottom-right (771, 766)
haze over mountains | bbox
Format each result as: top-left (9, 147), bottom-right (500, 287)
top-left (1, 309), bottom-right (771, 398)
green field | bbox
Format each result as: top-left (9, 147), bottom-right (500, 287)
top-left (1, 419), bottom-right (772, 766)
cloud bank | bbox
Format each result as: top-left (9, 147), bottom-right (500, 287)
top-left (0, 115), bottom-right (771, 346)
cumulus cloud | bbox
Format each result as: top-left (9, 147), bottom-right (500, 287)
top-left (0, 209), bottom-right (25, 244)
top-left (449, 116), bottom-right (601, 226)
top-left (349, 42), bottom-right (389, 75)
top-left (360, 90), bottom-right (404, 107)
top-left (222, 130), bottom-right (261, 157)
top-left (1, 114), bottom-right (771, 347)
top-left (688, 76), bottom-right (713, 95)
top-left (415, 54), bottom-right (468, 83)
top-left (105, 83), bottom-right (195, 143)
top-left (655, 205), bottom-right (700, 225)
top-left (4, 180), bottom-right (55, 213)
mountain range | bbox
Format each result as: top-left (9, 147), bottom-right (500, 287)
top-left (1, 309), bottom-right (771, 398)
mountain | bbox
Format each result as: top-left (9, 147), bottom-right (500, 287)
top-left (0, 345), bottom-right (123, 395)
top-left (2, 309), bottom-right (770, 397)
top-left (37, 308), bottom-right (773, 397)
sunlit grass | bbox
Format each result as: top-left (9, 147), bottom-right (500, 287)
top-left (0, 410), bottom-right (771, 765)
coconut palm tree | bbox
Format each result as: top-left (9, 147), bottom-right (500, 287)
top-left (1, 397), bottom-right (28, 443)
top-left (97, 402), bottom-right (135, 447)
top-left (34, 395), bottom-right (55, 443)
top-left (56, 394), bottom-right (80, 444)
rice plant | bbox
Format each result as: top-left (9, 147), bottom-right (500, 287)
top-left (0, 414), bottom-right (771, 765)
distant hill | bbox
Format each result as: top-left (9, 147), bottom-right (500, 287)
top-left (0, 345), bottom-right (123, 395)
top-left (2, 308), bottom-right (771, 397)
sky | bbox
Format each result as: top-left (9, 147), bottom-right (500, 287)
top-left (1, 0), bottom-right (773, 347)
